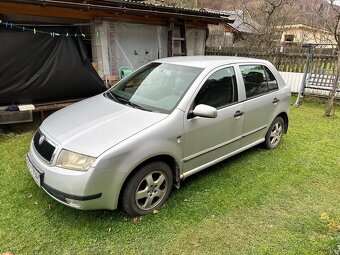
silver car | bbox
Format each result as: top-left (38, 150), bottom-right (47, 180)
top-left (27, 56), bottom-right (290, 216)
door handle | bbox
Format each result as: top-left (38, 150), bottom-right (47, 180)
top-left (234, 110), bottom-right (244, 118)
top-left (272, 98), bottom-right (280, 104)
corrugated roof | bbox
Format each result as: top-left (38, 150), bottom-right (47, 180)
top-left (203, 8), bottom-right (259, 33)
top-left (102, 0), bottom-right (226, 15)
top-left (99, 0), bottom-right (233, 20)
top-left (7, 0), bottom-right (233, 23)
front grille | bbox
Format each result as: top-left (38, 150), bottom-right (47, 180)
top-left (33, 130), bottom-right (56, 162)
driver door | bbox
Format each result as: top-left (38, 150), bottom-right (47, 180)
top-left (183, 66), bottom-right (244, 174)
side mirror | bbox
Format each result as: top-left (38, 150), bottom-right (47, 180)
top-left (190, 104), bottom-right (218, 119)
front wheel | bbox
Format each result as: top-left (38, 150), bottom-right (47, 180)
top-left (264, 117), bottom-right (285, 149)
top-left (122, 161), bottom-right (173, 216)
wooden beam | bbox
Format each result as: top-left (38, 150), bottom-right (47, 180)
top-left (0, 2), bottom-right (99, 20)
top-left (97, 14), bottom-right (168, 26)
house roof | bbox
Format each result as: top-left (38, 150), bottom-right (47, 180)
top-left (4, 0), bottom-right (233, 24)
top-left (277, 24), bottom-right (331, 34)
top-left (203, 8), bottom-right (260, 33)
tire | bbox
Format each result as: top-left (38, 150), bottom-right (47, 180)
top-left (264, 117), bottom-right (285, 149)
top-left (122, 161), bottom-right (173, 216)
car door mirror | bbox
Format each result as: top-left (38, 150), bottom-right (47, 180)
top-left (190, 104), bottom-right (218, 119)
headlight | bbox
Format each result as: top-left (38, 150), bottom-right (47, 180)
top-left (56, 150), bottom-right (96, 171)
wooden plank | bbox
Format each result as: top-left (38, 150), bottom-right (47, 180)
top-left (0, 2), bottom-right (96, 20)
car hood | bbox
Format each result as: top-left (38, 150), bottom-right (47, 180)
top-left (41, 94), bottom-right (168, 157)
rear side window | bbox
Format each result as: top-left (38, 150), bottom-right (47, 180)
top-left (195, 67), bottom-right (238, 109)
top-left (264, 66), bottom-right (279, 91)
top-left (240, 65), bottom-right (278, 98)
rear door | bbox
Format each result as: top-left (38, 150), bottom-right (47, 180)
top-left (183, 66), bottom-right (244, 175)
top-left (238, 64), bottom-right (281, 147)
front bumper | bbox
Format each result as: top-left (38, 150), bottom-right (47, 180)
top-left (26, 143), bottom-right (127, 210)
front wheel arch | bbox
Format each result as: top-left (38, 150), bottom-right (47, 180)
top-left (118, 155), bottom-right (180, 210)
top-left (121, 160), bottom-right (174, 216)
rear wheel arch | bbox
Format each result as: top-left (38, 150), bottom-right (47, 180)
top-left (264, 116), bottom-right (285, 149)
top-left (276, 112), bottom-right (289, 133)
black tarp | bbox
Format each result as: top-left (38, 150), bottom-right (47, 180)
top-left (0, 26), bottom-right (106, 105)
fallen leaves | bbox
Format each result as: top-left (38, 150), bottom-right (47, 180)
top-left (130, 216), bottom-right (147, 224)
top-left (190, 239), bottom-right (199, 247)
top-left (43, 204), bottom-right (52, 213)
top-left (129, 210), bottom-right (160, 224)
top-left (320, 212), bottom-right (340, 231)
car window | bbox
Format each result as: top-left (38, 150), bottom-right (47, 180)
top-left (264, 66), bottom-right (279, 91)
top-left (240, 65), bottom-right (278, 98)
top-left (195, 67), bottom-right (238, 109)
top-left (109, 63), bottom-right (203, 113)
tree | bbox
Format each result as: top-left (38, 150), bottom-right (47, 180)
top-left (197, 0), bottom-right (222, 9)
top-left (225, 0), bottom-right (297, 49)
top-left (315, 0), bottom-right (340, 117)
top-left (150, 0), bottom-right (198, 8)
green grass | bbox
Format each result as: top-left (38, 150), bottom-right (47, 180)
top-left (1, 100), bottom-right (340, 254)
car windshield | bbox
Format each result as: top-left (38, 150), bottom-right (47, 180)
top-left (108, 63), bottom-right (203, 113)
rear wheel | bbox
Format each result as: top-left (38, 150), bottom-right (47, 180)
top-left (122, 161), bottom-right (173, 216)
top-left (264, 117), bottom-right (284, 149)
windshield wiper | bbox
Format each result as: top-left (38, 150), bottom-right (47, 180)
top-left (106, 91), bottom-right (120, 102)
top-left (107, 91), bottom-right (151, 112)
top-left (126, 101), bottom-right (152, 112)
top-left (107, 91), bottom-right (130, 105)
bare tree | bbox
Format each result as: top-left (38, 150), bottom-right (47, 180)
top-left (315, 0), bottom-right (340, 117)
top-left (197, 0), bottom-right (222, 9)
top-left (227, 0), bottom-right (297, 49)
top-left (159, 0), bottom-right (198, 8)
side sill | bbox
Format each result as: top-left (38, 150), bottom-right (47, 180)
top-left (180, 138), bottom-right (265, 180)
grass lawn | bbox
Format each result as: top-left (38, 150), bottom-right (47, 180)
top-left (0, 99), bottom-right (339, 254)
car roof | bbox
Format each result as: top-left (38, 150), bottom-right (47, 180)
top-left (155, 56), bottom-right (270, 69)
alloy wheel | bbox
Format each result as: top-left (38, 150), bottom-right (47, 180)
top-left (134, 170), bottom-right (168, 211)
top-left (269, 122), bottom-right (283, 147)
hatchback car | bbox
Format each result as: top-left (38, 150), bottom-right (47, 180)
top-left (27, 56), bottom-right (290, 216)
